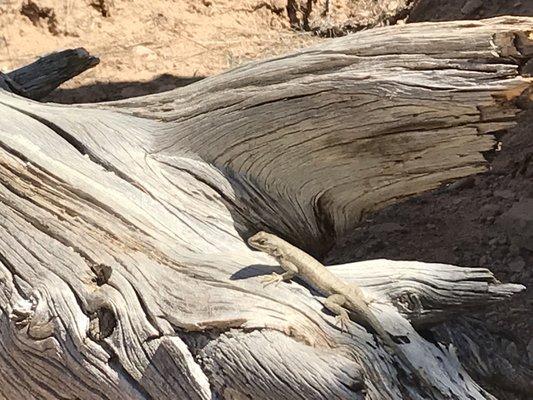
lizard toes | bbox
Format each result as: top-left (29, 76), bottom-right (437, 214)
top-left (261, 272), bottom-right (283, 287)
top-left (335, 315), bottom-right (350, 332)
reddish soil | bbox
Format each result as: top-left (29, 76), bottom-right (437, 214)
top-left (0, 0), bottom-right (321, 102)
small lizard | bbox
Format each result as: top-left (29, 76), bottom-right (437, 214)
top-left (248, 231), bottom-right (434, 391)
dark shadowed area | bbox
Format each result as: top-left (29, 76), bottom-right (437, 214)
top-left (43, 73), bottom-right (204, 103)
top-left (409, 0), bottom-right (533, 22)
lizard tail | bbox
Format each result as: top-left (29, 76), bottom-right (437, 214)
top-left (352, 302), bottom-right (441, 395)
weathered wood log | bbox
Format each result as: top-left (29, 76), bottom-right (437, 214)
top-left (328, 260), bottom-right (525, 327)
top-left (2, 48), bottom-right (99, 100)
top-left (0, 16), bottom-right (531, 400)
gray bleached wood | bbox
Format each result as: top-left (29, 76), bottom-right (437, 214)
top-left (0, 16), bottom-right (531, 400)
top-left (328, 260), bottom-right (525, 327)
top-left (103, 18), bottom-right (533, 255)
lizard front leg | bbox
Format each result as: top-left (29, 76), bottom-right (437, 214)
top-left (261, 258), bottom-right (298, 287)
top-left (324, 294), bottom-right (350, 332)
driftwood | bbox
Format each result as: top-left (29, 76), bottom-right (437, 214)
top-left (0, 17), bottom-right (531, 400)
top-left (0, 47), bottom-right (99, 100)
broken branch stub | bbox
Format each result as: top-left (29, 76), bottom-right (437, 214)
top-left (2, 47), bottom-right (99, 100)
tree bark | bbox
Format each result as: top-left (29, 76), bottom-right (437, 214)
top-left (0, 16), bottom-right (531, 400)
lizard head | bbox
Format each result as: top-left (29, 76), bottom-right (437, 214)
top-left (247, 231), bottom-right (282, 255)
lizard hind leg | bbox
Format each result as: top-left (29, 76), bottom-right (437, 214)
top-left (324, 294), bottom-right (350, 332)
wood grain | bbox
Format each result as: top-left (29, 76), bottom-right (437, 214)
top-left (0, 17), bottom-right (531, 400)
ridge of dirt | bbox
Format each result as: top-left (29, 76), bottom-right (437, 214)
top-left (408, 0), bottom-right (533, 22)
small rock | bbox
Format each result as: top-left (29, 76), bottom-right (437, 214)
top-left (498, 198), bottom-right (533, 251)
top-left (132, 45), bottom-right (158, 61)
top-left (508, 258), bottom-right (526, 272)
top-left (505, 341), bottom-right (519, 358)
top-left (478, 255), bottom-right (488, 265)
top-left (509, 244), bottom-right (520, 256)
top-left (481, 204), bottom-right (500, 217)
top-left (494, 190), bottom-right (515, 200)
top-left (526, 161), bottom-right (533, 178)
top-left (355, 249), bottom-right (366, 258)
top-left (527, 338), bottom-right (533, 364)
top-left (426, 223), bottom-right (436, 229)
top-left (446, 176), bottom-right (475, 192)
top-left (461, 0), bottom-right (483, 14)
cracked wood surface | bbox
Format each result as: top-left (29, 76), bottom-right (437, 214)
top-left (103, 18), bottom-right (533, 255)
top-left (0, 17), bottom-right (531, 400)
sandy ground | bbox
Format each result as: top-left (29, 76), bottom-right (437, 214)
top-left (0, 0), bottom-right (321, 101)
